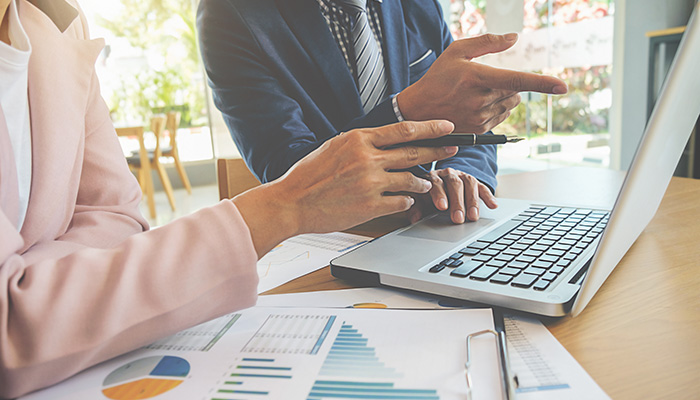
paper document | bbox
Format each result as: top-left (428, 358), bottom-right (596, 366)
top-left (256, 232), bottom-right (370, 293)
top-left (258, 288), bottom-right (610, 399)
top-left (22, 307), bottom-right (501, 400)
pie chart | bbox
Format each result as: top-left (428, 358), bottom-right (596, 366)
top-left (101, 356), bottom-right (190, 400)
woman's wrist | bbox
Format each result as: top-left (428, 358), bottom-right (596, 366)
top-left (231, 182), bottom-right (302, 258)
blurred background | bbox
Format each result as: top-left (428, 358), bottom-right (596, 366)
top-left (76, 0), bottom-right (698, 224)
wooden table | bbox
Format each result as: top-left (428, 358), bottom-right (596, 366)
top-left (265, 167), bottom-right (700, 399)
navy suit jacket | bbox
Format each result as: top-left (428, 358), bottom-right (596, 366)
top-left (197, 0), bottom-right (498, 189)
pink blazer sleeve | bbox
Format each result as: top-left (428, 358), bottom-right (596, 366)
top-left (0, 2), bottom-right (260, 398)
top-left (0, 202), bottom-right (260, 399)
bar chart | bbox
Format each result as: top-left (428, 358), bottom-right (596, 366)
top-left (306, 322), bottom-right (440, 400)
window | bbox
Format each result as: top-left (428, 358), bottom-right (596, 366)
top-left (449, 0), bottom-right (615, 174)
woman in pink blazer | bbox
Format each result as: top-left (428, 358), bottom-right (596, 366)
top-left (0, 0), bottom-right (459, 397)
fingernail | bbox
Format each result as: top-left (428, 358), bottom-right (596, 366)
top-left (553, 84), bottom-right (568, 94)
top-left (443, 146), bottom-right (458, 154)
top-left (438, 120), bottom-right (454, 132)
top-left (504, 33), bottom-right (518, 41)
top-left (423, 180), bottom-right (432, 191)
top-left (468, 207), bottom-right (479, 220)
top-left (454, 210), bottom-right (465, 223)
top-left (438, 198), bottom-right (448, 210)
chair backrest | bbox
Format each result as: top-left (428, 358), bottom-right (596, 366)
top-left (217, 158), bottom-right (261, 200)
top-left (150, 115), bottom-right (167, 156)
top-left (116, 126), bottom-right (149, 166)
top-left (166, 111), bottom-right (181, 144)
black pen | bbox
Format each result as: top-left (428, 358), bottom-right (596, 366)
top-left (394, 133), bottom-right (524, 148)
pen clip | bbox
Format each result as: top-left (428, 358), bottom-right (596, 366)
top-left (465, 329), bottom-right (518, 400)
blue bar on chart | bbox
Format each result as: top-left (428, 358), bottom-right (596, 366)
top-left (212, 358), bottom-right (291, 399)
top-left (306, 323), bottom-right (440, 400)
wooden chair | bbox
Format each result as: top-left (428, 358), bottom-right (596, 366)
top-left (116, 125), bottom-right (157, 219)
top-left (217, 158), bottom-right (261, 200)
top-left (162, 111), bottom-right (192, 194)
top-left (120, 115), bottom-right (177, 218)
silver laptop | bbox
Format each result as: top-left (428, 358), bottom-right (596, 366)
top-left (331, 6), bottom-right (700, 317)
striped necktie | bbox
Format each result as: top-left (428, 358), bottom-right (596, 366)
top-left (334, 0), bottom-right (388, 113)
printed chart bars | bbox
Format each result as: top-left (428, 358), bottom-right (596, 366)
top-left (101, 356), bottom-right (190, 400)
top-left (242, 314), bottom-right (336, 354)
top-left (307, 323), bottom-right (439, 400)
top-left (145, 314), bottom-right (241, 352)
top-left (212, 358), bottom-right (292, 399)
top-left (505, 317), bottom-right (571, 393)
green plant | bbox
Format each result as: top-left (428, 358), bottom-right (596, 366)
top-left (99, 0), bottom-right (205, 127)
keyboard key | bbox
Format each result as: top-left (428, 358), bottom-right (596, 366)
top-left (459, 247), bottom-right (480, 256)
top-left (570, 247), bottom-right (584, 255)
top-left (429, 264), bottom-right (445, 273)
top-left (448, 259), bottom-right (464, 268)
top-left (558, 239), bottom-right (577, 246)
top-left (494, 254), bottom-right (515, 262)
top-left (523, 266), bottom-right (547, 276)
top-left (537, 239), bottom-right (556, 247)
top-left (511, 273), bottom-right (538, 288)
top-left (488, 243), bottom-right (507, 251)
top-left (555, 259), bottom-right (572, 267)
top-left (539, 255), bottom-right (559, 263)
top-left (518, 238), bottom-right (536, 246)
top-left (545, 249), bottom-right (565, 257)
top-left (550, 266), bottom-right (565, 274)
top-left (530, 244), bottom-right (549, 252)
top-left (495, 239), bottom-right (515, 247)
top-left (450, 253), bottom-right (464, 260)
top-left (531, 260), bottom-right (553, 269)
top-left (503, 248), bottom-right (522, 256)
top-left (481, 249), bottom-right (500, 256)
top-left (466, 241), bottom-right (489, 250)
top-left (472, 254), bottom-right (492, 263)
top-left (541, 272), bottom-right (558, 281)
top-left (470, 266), bottom-right (499, 281)
top-left (533, 279), bottom-right (552, 291)
top-left (506, 261), bottom-right (528, 269)
top-left (552, 243), bottom-right (571, 251)
top-left (489, 273), bottom-right (514, 284)
top-left (478, 220), bottom-right (523, 243)
top-left (563, 252), bottom-right (578, 260)
top-left (500, 267), bottom-right (521, 276)
top-left (523, 249), bottom-right (543, 258)
top-left (450, 261), bottom-right (483, 277)
top-left (540, 207), bottom-right (561, 215)
top-left (503, 234), bottom-right (522, 241)
top-left (515, 255), bottom-right (536, 264)
top-left (486, 260), bottom-right (507, 268)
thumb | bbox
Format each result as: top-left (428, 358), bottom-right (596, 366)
top-left (454, 33), bottom-right (518, 60)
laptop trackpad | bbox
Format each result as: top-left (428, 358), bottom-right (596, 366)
top-left (398, 213), bottom-right (496, 243)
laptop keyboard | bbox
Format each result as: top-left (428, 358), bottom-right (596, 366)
top-left (428, 206), bottom-right (609, 291)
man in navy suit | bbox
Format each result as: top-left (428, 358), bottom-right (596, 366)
top-left (197, 0), bottom-right (566, 224)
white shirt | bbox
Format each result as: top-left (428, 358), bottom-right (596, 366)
top-left (0, 0), bottom-right (32, 230)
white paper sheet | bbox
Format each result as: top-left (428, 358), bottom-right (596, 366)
top-left (258, 288), bottom-right (610, 399)
top-left (256, 232), bottom-right (370, 293)
top-left (21, 307), bottom-right (500, 400)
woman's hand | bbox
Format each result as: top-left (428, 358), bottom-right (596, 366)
top-left (233, 120), bottom-right (459, 257)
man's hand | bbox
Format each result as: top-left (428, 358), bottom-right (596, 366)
top-left (233, 120), bottom-right (461, 257)
top-left (406, 168), bottom-right (498, 224)
top-left (397, 33), bottom-right (568, 134)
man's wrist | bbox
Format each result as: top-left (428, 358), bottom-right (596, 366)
top-left (391, 93), bottom-right (405, 122)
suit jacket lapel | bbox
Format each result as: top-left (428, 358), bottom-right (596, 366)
top-left (19, 0), bottom-right (104, 243)
top-left (275, 0), bottom-right (363, 119)
top-left (378, 0), bottom-right (409, 95)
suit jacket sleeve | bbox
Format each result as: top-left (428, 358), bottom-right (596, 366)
top-left (198, 0), bottom-right (403, 183)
